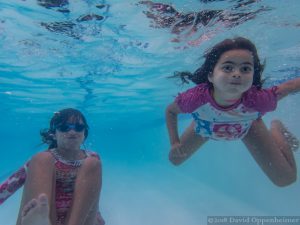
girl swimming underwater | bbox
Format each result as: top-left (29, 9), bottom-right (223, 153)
top-left (166, 37), bottom-right (300, 186)
top-left (1, 108), bottom-right (105, 225)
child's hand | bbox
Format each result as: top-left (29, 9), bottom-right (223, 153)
top-left (170, 143), bottom-right (188, 158)
top-left (169, 143), bottom-right (189, 165)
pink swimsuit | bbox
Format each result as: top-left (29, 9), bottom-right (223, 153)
top-left (0, 149), bottom-right (103, 224)
top-left (175, 83), bottom-right (278, 140)
top-left (50, 149), bottom-right (102, 224)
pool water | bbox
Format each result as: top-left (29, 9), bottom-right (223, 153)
top-left (0, 0), bottom-right (300, 224)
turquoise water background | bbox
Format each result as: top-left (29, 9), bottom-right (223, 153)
top-left (1, 0), bottom-right (300, 224)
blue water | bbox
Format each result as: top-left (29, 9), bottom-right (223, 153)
top-left (1, 0), bottom-right (300, 224)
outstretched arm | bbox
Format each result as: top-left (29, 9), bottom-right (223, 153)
top-left (166, 102), bottom-right (208, 165)
top-left (276, 77), bottom-right (300, 101)
top-left (165, 102), bottom-right (182, 146)
top-left (0, 162), bottom-right (28, 205)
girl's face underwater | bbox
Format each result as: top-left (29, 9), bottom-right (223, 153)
top-left (54, 117), bottom-right (86, 150)
top-left (208, 49), bottom-right (254, 106)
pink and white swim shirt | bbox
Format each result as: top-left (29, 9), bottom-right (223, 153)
top-left (175, 83), bottom-right (278, 140)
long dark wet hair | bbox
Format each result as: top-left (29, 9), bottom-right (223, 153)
top-left (171, 37), bottom-right (265, 89)
top-left (40, 108), bottom-right (89, 149)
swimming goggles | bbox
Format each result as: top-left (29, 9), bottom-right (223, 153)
top-left (55, 123), bottom-right (86, 132)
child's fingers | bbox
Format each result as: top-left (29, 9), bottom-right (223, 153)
top-left (172, 145), bottom-right (187, 157)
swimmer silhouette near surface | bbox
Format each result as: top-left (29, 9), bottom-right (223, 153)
top-left (137, 0), bottom-right (272, 47)
top-left (36, 0), bottom-right (110, 39)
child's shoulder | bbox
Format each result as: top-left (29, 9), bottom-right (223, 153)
top-left (176, 83), bottom-right (211, 113)
top-left (84, 149), bottom-right (101, 160)
top-left (179, 83), bottom-right (210, 96)
top-left (242, 85), bottom-right (278, 112)
top-left (244, 85), bottom-right (278, 97)
top-left (33, 150), bottom-right (54, 161)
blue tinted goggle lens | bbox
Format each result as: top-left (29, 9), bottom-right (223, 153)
top-left (56, 123), bottom-right (86, 132)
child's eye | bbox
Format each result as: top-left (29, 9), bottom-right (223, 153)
top-left (240, 66), bottom-right (253, 73)
top-left (222, 65), bottom-right (234, 72)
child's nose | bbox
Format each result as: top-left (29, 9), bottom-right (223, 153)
top-left (232, 72), bottom-right (241, 78)
top-left (68, 129), bottom-right (77, 134)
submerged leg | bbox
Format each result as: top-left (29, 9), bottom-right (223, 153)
top-left (66, 156), bottom-right (103, 225)
top-left (243, 119), bottom-right (297, 186)
top-left (16, 152), bottom-right (56, 225)
top-left (169, 122), bottom-right (208, 165)
top-left (271, 120), bottom-right (299, 152)
top-left (21, 194), bottom-right (51, 225)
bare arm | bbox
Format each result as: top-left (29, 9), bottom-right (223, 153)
top-left (276, 77), bottom-right (300, 101)
top-left (165, 102), bottom-right (182, 146)
top-left (166, 102), bottom-right (208, 165)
